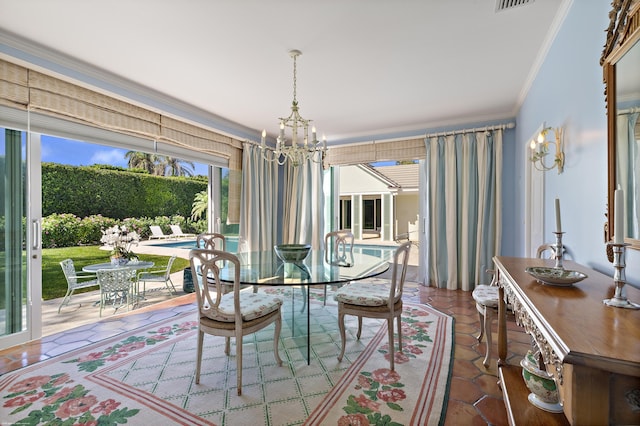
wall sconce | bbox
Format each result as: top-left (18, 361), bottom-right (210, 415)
top-left (529, 125), bottom-right (564, 173)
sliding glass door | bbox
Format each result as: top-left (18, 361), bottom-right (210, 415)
top-left (0, 127), bottom-right (42, 347)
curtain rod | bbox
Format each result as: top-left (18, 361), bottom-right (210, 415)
top-left (618, 107), bottom-right (640, 114)
top-left (424, 122), bottom-right (515, 139)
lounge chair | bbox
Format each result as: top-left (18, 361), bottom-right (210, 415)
top-left (149, 225), bottom-right (171, 240)
top-left (169, 224), bottom-right (196, 238)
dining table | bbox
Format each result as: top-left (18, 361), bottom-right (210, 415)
top-left (216, 248), bottom-right (390, 364)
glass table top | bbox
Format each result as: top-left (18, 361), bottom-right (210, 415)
top-left (217, 249), bottom-right (390, 285)
top-left (215, 248), bottom-right (391, 364)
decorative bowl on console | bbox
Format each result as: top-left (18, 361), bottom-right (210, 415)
top-left (274, 244), bottom-right (312, 263)
top-left (520, 350), bottom-right (563, 413)
top-left (525, 266), bottom-right (587, 286)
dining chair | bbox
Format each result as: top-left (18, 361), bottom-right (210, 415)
top-left (58, 259), bottom-right (99, 313)
top-left (96, 268), bottom-right (137, 317)
top-left (189, 248), bottom-right (283, 396)
top-left (472, 243), bottom-right (570, 367)
top-left (323, 230), bottom-right (355, 305)
top-left (137, 255), bottom-right (177, 298)
top-left (335, 241), bottom-right (411, 370)
top-left (196, 232), bottom-right (226, 251)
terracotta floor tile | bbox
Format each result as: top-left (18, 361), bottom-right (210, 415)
top-left (475, 395), bottom-right (510, 426)
top-left (444, 399), bottom-right (484, 426)
top-left (449, 376), bottom-right (484, 404)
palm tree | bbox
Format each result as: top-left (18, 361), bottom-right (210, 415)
top-left (191, 190), bottom-right (208, 220)
top-left (125, 151), bottom-right (195, 177)
top-left (162, 156), bottom-right (195, 177)
top-left (125, 151), bottom-right (158, 174)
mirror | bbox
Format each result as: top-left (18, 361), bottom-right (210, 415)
top-left (603, 1), bottom-right (640, 251)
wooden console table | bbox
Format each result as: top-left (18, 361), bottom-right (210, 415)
top-left (493, 256), bottom-right (640, 425)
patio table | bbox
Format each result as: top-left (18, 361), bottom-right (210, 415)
top-left (83, 261), bottom-right (154, 306)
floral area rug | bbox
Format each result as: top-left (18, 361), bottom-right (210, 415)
top-left (0, 287), bottom-right (453, 426)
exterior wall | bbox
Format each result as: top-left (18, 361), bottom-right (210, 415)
top-left (339, 165), bottom-right (389, 194)
top-left (395, 193), bottom-right (419, 236)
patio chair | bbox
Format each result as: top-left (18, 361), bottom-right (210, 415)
top-left (335, 241), bottom-right (411, 370)
top-left (196, 232), bottom-right (226, 250)
top-left (137, 255), bottom-right (178, 298)
top-left (58, 259), bottom-right (99, 313)
top-left (149, 225), bottom-right (171, 240)
top-left (190, 248), bottom-right (283, 395)
top-left (170, 224), bottom-right (196, 239)
top-left (97, 268), bottom-right (137, 317)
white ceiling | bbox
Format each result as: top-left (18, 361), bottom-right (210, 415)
top-left (0, 0), bottom-right (570, 145)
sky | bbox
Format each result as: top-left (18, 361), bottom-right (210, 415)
top-left (41, 135), bottom-right (210, 176)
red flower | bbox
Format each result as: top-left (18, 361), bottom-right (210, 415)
top-left (377, 388), bottom-right (407, 403)
top-left (3, 392), bottom-right (45, 408)
top-left (77, 352), bottom-right (104, 362)
top-left (117, 341), bottom-right (145, 353)
top-left (179, 321), bottom-right (197, 329)
top-left (156, 326), bottom-right (172, 334)
top-left (91, 398), bottom-right (121, 415)
top-left (353, 394), bottom-right (380, 411)
top-left (106, 352), bottom-right (128, 362)
top-left (386, 351), bottom-right (411, 364)
top-left (403, 344), bottom-right (423, 355)
top-left (43, 386), bottom-right (75, 404)
top-left (8, 375), bottom-right (51, 393)
top-left (401, 325), bottom-right (419, 337)
top-left (371, 368), bottom-right (401, 385)
top-left (338, 413), bottom-right (371, 426)
top-left (51, 374), bottom-right (71, 386)
top-left (55, 395), bottom-right (98, 418)
top-left (357, 375), bottom-right (373, 389)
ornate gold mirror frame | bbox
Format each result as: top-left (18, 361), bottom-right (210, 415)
top-left (602, 0), bottom-right (640, 256)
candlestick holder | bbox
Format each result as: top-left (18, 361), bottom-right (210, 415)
top-left (552, 231), bottom-right (564, 269)
top-left (603, 242), bottom-right (640, 309)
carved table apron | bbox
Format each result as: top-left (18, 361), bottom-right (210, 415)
top-left (493, 256), bottom-right (640, 425)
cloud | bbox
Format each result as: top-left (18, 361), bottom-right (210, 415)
top-left (90, 149), bottom-right (127, 166)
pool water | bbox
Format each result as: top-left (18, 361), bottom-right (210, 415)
top-left (150, 237), bottom-right (396, 261)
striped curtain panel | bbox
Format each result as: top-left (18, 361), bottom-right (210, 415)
top-left (424, 130), bottom-right (502, 290)
top-left (239, 144), bottom-right (279, 252)
top-left (282, 151), bottom-right (325, 249)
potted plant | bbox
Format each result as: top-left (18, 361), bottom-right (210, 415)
top-left (100, 225), bottom-right (140, 266)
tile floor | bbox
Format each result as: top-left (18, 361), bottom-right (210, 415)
top-left (0, 284), bottom-right (530, 425)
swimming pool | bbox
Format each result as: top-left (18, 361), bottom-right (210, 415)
top-left (150, 237), bottom-right (397, 261)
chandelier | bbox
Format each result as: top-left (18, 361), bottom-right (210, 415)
top-left (261, 49), bottom-right (327, 166)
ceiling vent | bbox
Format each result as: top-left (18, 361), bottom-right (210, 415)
top-left (495, 0), bottom-right (534, 12)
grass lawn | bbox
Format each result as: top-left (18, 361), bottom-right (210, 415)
top-left (42, 246), bottom-right (189, 300)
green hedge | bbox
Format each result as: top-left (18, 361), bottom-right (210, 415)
top-left (42, 163), bottom-right (207, 219)
top-left (41, 213), bottom-right (203, 248)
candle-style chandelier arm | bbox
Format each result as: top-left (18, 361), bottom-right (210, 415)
top-left (260, 49), bottom-right (327, 167)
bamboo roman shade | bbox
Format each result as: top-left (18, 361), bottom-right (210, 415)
top-left (0, 60), bottom-right (28, 109)
top-left (324, 137), bottom-right (426, 167)
top-left (0, 58), bottom-right (243, 170)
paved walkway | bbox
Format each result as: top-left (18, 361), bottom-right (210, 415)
top-left (44, 237), bottom-right (420, 337)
